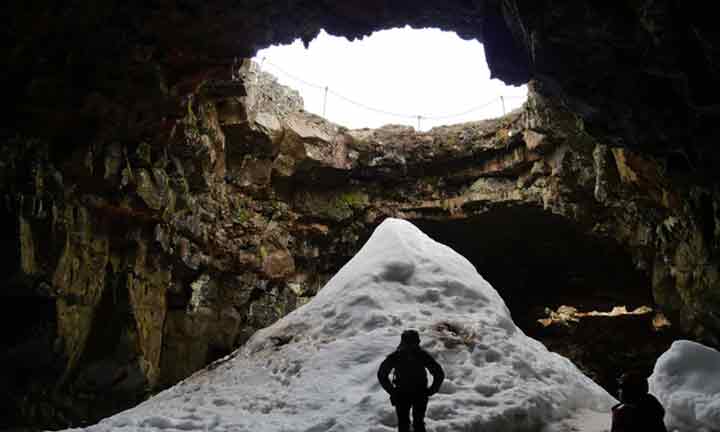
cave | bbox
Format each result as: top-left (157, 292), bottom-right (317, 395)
top-left (412, 207), bottom-right (652, 322)
top-left (3, 0), bottom-right (720, 429)
top-left (411, 206), bottom-right (682, 392)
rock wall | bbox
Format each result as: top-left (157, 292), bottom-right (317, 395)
top-left (5, 1), bottom-right (720, 180)
top-left (3, 0), bottom-right (720, 428)
top-left (2, 60), bottom-right (718, 428)
top-left (0, 64), bottom-right (309, 427)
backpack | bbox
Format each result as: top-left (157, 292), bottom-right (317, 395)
top-left (391, 348), bottom-right (428, 393)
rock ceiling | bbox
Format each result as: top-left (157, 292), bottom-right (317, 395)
top-left (2, 0), bottom-right (719, 429)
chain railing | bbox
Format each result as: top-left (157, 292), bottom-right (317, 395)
top-left (257, 57), bottom-right (526, 130)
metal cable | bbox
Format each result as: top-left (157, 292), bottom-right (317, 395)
top-left (423, 97), bottom-right (502, 120)
top-left (327, 89), bottom-right (419, 119)
top-left (259, 59), bottom-right (526, 122)
top-left (262, 59), bottom-right (326, 90)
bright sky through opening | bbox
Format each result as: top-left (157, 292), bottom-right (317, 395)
top-left (254, 27), bottom-right (528, 131)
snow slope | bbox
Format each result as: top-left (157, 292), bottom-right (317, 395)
top-left (650, 340), bottom-right (720, 432)
top-left (66, 218), bottom-right (616, 432)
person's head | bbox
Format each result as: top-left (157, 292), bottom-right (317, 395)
top-left (400, 329), bottom-right (421, 347)
top-left (617, 371), bottom-right (649, 403)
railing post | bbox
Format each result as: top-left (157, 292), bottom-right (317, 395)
top-left (323, 86), bottom-right (329, 117)
top-left (255, 56), bottom-right (267, 86)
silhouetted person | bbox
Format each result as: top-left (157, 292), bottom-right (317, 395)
top-left (611, 371), bottom-right (668, 432)
top-left (378, 330), bottom-right (445, 432)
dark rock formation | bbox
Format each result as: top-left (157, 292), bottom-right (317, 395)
top-left (531, 306), bottom-right (682, 396)
top-left (2, 0), bottom-right (720, 428)
top-left (3, 59), bottom-right (718, 428)
top-left (4, 1), bottom-right (719, 178)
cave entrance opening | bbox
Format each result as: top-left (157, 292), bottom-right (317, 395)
top-left (253, 27), bottom-right (527, 131)
top-left (409, 206), bottom-right (681, 394)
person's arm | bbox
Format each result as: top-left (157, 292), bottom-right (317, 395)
top-left (610, 404), bottom-right (632, 432)
top-left (377, 354), bottom-right (396, 395)
top-left (424, 352), bottom-right (445, 396)
top-left (642, 395), bottom-right (668, 432)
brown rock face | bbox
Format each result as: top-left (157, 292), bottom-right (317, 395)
top-left (2, 0), bottom-right (720, 429)
top-left (5, 1), bottom-right (720, 175)
top-left (3, 62), bottom-right (718, 429)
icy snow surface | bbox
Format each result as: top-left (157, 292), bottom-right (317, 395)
top-left (650, 340), bottom-right (720, 432)
top-left (66, 218), bottom-right (616, 432)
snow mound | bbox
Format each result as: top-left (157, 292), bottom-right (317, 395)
top-left (649, 340), bottom-right (720, 432)
top-left (68, 218), bottom-right (615, 432)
